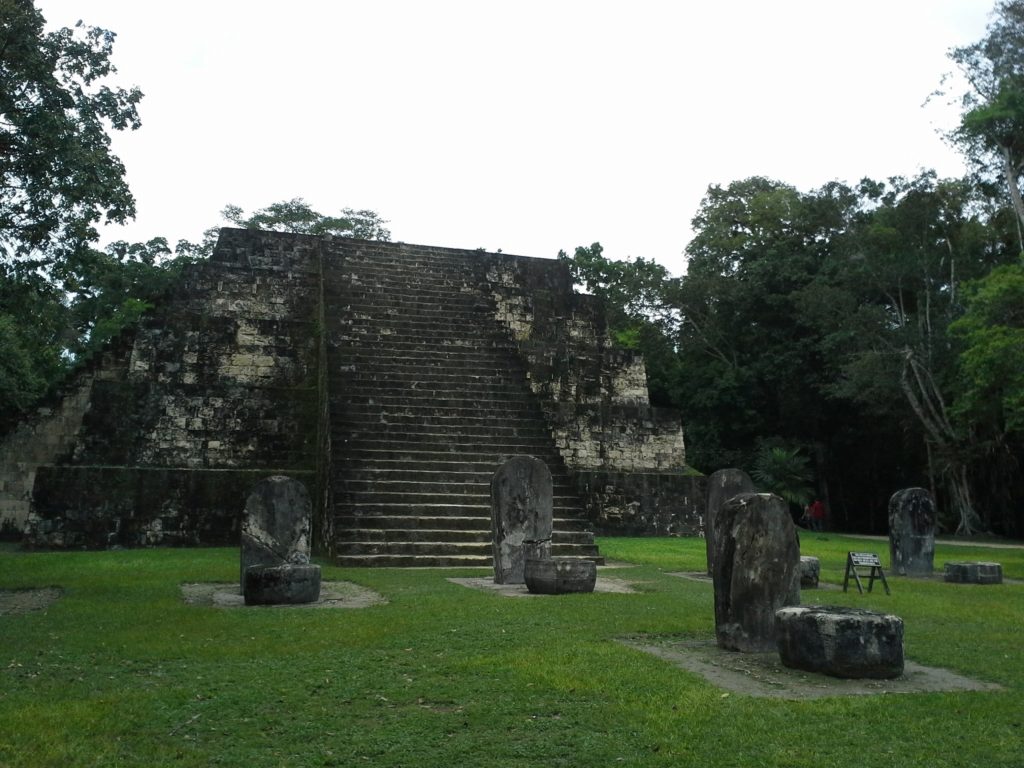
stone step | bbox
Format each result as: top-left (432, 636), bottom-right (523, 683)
top-left (333, 528), bottom-right (596, 544)
top-left (332, 513), bottom-right (592, 532)
top-left (332, 553), bottom-right (604, 568)
top-left (333, 262), bottom-right (481, 282)
top-left (332, 540), bottom-right (601, 559)
top-left (335, 467), bottom-right (578, 489)
top-left (337, 438), bottom-right (562, 456)
top-left (331, 337), bottom-right (516, 354)
top-left (335, 348), bottom-right (512, 366)
top-left (333, 386), bottom-right (532, 404)
top-left (335, 480), bottom-right (583, 498)
top-left (338, 288), bottom-right (487, 306)
top-left (332, 503), bottom-right (589, 520)
top-left (333, 457), bottom-right (572, 475)
top-left (340, 299), bottom-right (492, 317)
top-left (333, 421), bottom-right (551, 438)
top-left (336, 262), bottom-right (480, 278)
top-left (333, 374), bottom-right (528, 393)
top-left (337, 391), bottom-right (535, 409)
top-left (335, 403), bottom-right (542, 421)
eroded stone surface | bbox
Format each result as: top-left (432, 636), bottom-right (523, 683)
top-left (944, 561), bottom-right (1003, 584)
top-left (524, 557), bottom-right (597, 594)
top-left (241, 475), bottom-right (313, 582)
top-left (800, 556), bottom-right (820, 589)
top-left (491, 457), bottom-right (553, 584)
top-left (888, 488), bottom-right (936, 576)
top-left (704, 469), bottom-right (756, 575)
top-left (776, 605), bottom-right (904, 679)
top-left (712, 492), bottom-right (800, 652)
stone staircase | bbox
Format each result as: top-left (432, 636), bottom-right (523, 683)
top-left (325, 242), bottom-right (602, 567)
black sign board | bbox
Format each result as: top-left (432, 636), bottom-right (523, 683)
top-left (843, 551), bottom-right (890, 595)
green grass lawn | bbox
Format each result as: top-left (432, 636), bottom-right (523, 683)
top-left (1, 534), bottom-right (1022, 767)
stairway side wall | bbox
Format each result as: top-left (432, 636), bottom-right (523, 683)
top-left (20, 229), bottom-right (322, 548)
top-left (480, 252), bottom-right (704, 536)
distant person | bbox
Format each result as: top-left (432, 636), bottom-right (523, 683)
top-left (809, 499), bottom-right (825, 531)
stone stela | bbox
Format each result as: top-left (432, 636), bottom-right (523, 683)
top-left (888, 487), bottom-right (937, 576)
top-left (241, 475), bottom-right (321, 605)
top-left (842, 551), bottom-right (890, 595)
top-left (704, 468), bottom-right (756, 576)
top-left (490, 456), bottom-right (553, 584)
top-left (711, 492), bottom-right (800, 653)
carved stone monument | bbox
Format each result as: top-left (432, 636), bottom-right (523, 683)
top-left (704, 468), bottom-right (756, 575)
top-left (712, 492), bottom-right (800, 652)
top-left (776, 606), bottom-right (904, 679)
top-left (888, 487), bottom-right (936, 576)
top-left (241, 476), bottom-right (321, 605)
top-left (490, 456), bottom-right (553, 584)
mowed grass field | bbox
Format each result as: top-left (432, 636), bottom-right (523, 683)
top-left (1, 534), bottom-right (1022, 767)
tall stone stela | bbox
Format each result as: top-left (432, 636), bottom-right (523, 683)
top-left (241, 475), bottom-right (321, 605)
top-left (712, 492), bottom-right (800, 652)
top-left (704, 468), bottom-right (756, 575)
top-left (888, 487), bottom-right (936, 576)
top-left (490, 456), bottom-right (553, 584)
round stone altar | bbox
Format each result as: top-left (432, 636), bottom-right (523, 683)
top-left (524, 557), bottom-right (597, 594)
top-left (775, 605), bottom-right (904, 679)
top-left (243, 563), bottom-right (322, 605)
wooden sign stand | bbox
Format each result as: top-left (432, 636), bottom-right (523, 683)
top-left (842, 552), bottom-right (890, 595)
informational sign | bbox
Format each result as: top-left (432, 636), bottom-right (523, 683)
top-left (843, 551), bottom-right (890, 595)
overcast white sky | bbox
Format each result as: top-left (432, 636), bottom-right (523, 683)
top-left (40, 1), bottom-right (991, 276)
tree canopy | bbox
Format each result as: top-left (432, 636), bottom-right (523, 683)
top-left (0, 0), bottom-right (142, 268)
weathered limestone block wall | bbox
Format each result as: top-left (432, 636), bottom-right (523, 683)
top-left (20, 229), bottom-right (322, 548)
top-left (480, 252), bottom-right (701, 535)
top-left (0, 342), bottom-right (128, 539)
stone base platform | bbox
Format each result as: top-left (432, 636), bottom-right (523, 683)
top-left (181, 581), bottom-right (385, 609)
top-left (622, 638), bottom-right (1001, 699)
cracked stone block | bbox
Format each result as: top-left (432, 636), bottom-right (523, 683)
top-left (776, 605), bottom-right (904, 679)
top-left (490, 456), bottom-right (553, 584)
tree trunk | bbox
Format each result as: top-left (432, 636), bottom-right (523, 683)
top-left (1001, 146), bottom-right (1024, 251)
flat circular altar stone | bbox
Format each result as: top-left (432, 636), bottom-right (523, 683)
top-left (775, 605), bottom-right (904, 679)
top-left (243, 563), bottom-right (322, 605)
top-left (524, 557), bottom-right (597, 594)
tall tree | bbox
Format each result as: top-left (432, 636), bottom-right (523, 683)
top-left (946, 0), bottom-right (1024, 242)
top-left (0, 0), bottom-right (142, 268)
